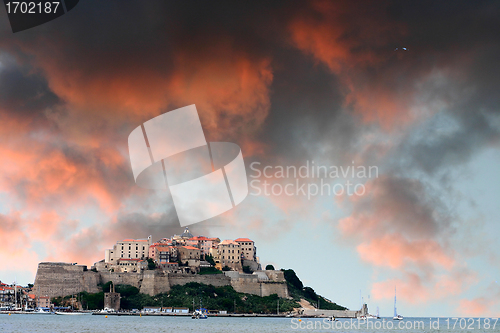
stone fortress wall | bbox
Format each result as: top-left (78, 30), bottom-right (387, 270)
top-left (33, 262), bottom-right (289, 299)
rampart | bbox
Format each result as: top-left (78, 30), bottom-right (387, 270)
top-left (33, 263), bottom-right (289, 299)
top-left (33, 262), bottom-right (100, 297)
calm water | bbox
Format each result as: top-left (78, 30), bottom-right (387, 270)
top-left (0, 315), bottom-right (499, 333)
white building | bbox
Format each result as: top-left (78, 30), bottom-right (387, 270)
top-left (215, 240), bottom-right (241, 271)
top-left (105, 236), bottom-right (152, 264)
top-left (116, 258), bottom-right (148, 273)
top-left (235, 238), bottom-right (256, 261)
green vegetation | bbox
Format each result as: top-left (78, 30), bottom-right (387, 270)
top-left (281, 269), bottom-right (347, 311)
top-left (282, 269), bottom-right (303, 289)
top-left (265, 264), bottom-right (275, 270)
top-left (51, 296), bottom-right (62, 306)
top-left (205, 254), bottom-right (216, 266)
top-left (147, 258), bottom-right (156, 270)
top-left (54, 269), bottom-right (346, 313)
top-left (198, 266), bottom-right (222, 275)
top-left (222, 266), bottom-right (231, 271)
top-left (242, 265), bottom-right (253, 274)
top-left (157, 282), bottom-right (298, 313)
top-left (52, 291), bottom-right (105, 310)
top-left (60, 282), bottom-right (299, 313)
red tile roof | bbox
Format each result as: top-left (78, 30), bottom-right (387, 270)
top-left (182, 246), bottom-right (199, 250)
top-left (188, 236), bottom-right (212, 241)
top-left (235, 238), bottom-right (253, 242)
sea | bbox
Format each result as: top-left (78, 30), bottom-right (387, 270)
top-left (0, 315), bottom-right (499, 333)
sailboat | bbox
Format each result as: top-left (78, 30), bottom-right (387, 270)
top-left (393, 287), bottom-right (403, 320)
top-left (191, 298), bottom-right (208, 319)
top-left (366, 306), bottom-right (380, 319)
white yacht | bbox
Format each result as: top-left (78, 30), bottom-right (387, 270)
top-left (393, 287), bottom-right (403, 320)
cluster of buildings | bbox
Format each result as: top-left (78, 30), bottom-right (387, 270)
top-left (96, 227), bottom-right (260, 274)
top-left (0, 281), bottom-right (40, 310)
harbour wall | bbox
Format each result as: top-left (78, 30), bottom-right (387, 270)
top-left (301, 308), bottom-right (360, 318)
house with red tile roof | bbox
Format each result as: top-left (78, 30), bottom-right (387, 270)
top-left (116, 258), bottom-right (148, 273)
top-left (105, 235), bottom-right (152, 264)
top-left (235, 238), bottom-right (257, 261)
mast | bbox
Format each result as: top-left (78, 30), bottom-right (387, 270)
top-left (393, 287), bottom-right (397, 317)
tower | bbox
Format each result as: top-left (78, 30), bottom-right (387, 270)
top-left (104, 282), bottom-right (121, 311)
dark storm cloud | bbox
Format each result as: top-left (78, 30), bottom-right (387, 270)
top-left (390, 43), bottom-right (500, 176)
top-left (1, 0), bottom-right (500, 283)
top-left (0, 0), bottom-right (498, 209)
top-left (0, 55), bottom-right (60, 118)
top-left (377, 1), bottom-right (500, 176)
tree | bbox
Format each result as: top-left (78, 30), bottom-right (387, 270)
top-left (243, 266), bottom-right (253, 274)
top-left (147, 258), bottom-right (157, 270)
top-left (222, 266), bottom-right (231, 271)
top-left (205, 254), bottom-right (216, 266)
top-left (265, 264), bottom-right (275, 270)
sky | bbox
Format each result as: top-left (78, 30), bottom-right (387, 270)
top-left (0, 0), bottom-right (499, 317)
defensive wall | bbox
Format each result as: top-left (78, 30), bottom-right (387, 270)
top-left (33, 262), bottom-right (288, 299)
top-left (33, 262), bottom-right (100, 298)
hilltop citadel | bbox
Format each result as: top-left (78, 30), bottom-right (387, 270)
top-left (32, 227), bottom-right (289, 302)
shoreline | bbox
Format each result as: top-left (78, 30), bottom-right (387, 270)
top-left (0, 310), bottom-right (345, 318)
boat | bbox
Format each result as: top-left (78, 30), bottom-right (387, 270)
top-left (392, 287), bottom-right (403, 320)
top-left (32, 308), bottom-right (53, 314)
top-left (191, 309), bottom-right (208, 319)
top-left (364, 306), bottom-right (380, 319)
top-left (55, 311), bottom-right (92, 315)
top-left (327, 316), bottom-right (338, 321)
